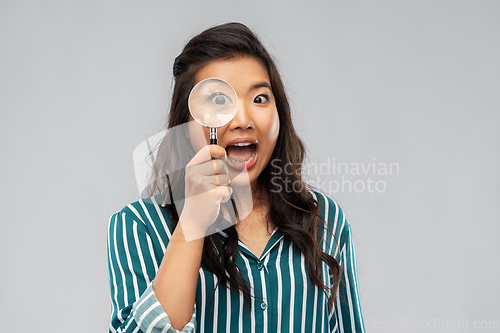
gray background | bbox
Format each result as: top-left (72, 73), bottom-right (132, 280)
top-left (1, 0), bottom-right (499, 332)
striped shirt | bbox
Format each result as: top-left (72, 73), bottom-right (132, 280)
top-left (107, 191), bottom-right (366, 332)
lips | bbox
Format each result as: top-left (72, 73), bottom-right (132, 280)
top-left (224, 138), bottom-right (258, 170)
top-left (225, 137), bottom-right (258, 147)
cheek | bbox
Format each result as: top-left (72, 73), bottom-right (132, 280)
top-left (264, 111), bottom-right (280, 147)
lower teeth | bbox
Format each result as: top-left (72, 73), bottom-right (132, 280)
top-left (228, 152), bottom-right (255, 165)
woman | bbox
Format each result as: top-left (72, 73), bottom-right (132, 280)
top-left (107, 22), bottom-right (366, 333)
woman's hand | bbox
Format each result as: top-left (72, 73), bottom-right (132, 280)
top-left (179, 145), bottom-right (232, 241)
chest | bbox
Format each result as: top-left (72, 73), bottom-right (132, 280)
top-left (195, 238), bottom-right (333, 332)
top-left (237, 232), bottom-right (272, 259)
top-left (234, 211), bottom-right (275, 259)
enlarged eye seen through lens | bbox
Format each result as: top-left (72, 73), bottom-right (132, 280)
top-left (210, 93), bottom-right (232, 105)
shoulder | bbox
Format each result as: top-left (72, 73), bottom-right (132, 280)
top-left (308, 190), bottom-right (348, 233)
top-left (309, 191), bottom-right (346, 225)
top-left (308, 190), bottom-right (351, 257)
top-left (108, 193), bottom-right (176, 241)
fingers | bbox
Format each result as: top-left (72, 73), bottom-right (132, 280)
top-left (185, 157), bottom-right (229, 181)
top-left (214, 185), bottom-right (233, 203)
top-left (186, 154), bottom-right (229, 179)
top-left (211, 174), bottom-right (231, 187)
top-left (208, 145), bottom-right (227, 160)
top-left (184, 145), bottom-right (232, 205)
top-left (187, 145), bottom-right (227, 167)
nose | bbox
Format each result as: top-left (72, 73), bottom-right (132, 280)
top-left (228, 100), bottom-right (253, 131)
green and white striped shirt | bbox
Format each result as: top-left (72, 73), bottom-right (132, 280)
top-left (107, 191), bottom-right (366, 332)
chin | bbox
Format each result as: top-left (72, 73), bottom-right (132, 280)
top-left (228, 168), bottom-right (253, 187)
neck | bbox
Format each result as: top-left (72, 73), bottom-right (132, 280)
top-left (231, 180), bottom-right (273, 232)
top-left (232, 178), bottom-right (266, 206)
top-left (250, 180), bottom-right (268, 205)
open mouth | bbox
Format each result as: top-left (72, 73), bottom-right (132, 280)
top-left (226, 142), bottom-right (257, 170)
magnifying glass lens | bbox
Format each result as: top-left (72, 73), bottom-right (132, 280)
top-left (188, 78), bottom-right (238, 128)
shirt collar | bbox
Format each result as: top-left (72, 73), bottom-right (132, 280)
top-left (216, 227), bottom-right (284, 261)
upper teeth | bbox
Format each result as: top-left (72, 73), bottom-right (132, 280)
top-left (231, 142), bottom-right (252, 146)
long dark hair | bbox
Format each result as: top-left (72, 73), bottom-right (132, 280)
top-left (145, 22), bottom-right (341, 312)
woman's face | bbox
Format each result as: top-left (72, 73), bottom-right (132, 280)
top-left (188, 56), bottom-right (280, 190)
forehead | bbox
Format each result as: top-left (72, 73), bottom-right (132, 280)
top-left (194, 56), bottom-right (270, 93)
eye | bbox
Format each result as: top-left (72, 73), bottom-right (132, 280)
top-left (253, 94), bottom-right (268, 104)
top-left (209, 93), bottom-right (232, 105)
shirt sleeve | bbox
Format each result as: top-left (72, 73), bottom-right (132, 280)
top-left (328, 202), bottom-right (366, 333)
top-left (107, 211), bottom-right (197, 333)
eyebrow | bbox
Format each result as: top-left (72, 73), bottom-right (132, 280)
top-left (250, 82), bottom-right (272, 91)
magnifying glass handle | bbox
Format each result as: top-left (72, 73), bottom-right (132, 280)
top-left (210, 127), bottom-right (218, 159)
top-left (210, 128), bottom-right (217, 146)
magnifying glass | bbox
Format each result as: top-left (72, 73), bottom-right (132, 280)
top-left (188, 78), bottom-right (238, 147)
